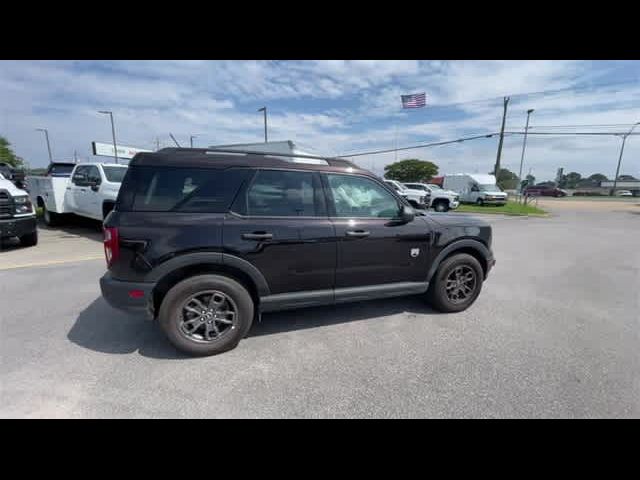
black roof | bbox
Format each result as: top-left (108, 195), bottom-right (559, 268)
top-left (128, 147), bottom-right (370, 176)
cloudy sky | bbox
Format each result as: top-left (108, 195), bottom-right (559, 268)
top-left (1, 60), bottom-right (639, 181)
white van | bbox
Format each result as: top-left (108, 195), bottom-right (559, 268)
top-left (443, 174), bottom-right (507, 206)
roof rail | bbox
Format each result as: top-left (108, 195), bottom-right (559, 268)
top-left (156, 147), bottom-right (358, 168)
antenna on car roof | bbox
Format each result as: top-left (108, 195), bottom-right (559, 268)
top-left (169, 133), bottom-right (182, 148)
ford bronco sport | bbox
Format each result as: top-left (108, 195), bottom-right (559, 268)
top-left (100, 148), bottom-right (495, 356)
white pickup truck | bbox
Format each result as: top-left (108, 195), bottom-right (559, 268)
top-left (28, 163), bottom-right (128, 226)
top-left (383, 179), bottom-right (430, 209)
top-left (403, 182), bottom-right (460, 212)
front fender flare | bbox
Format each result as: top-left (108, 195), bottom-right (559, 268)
top-left (426, 239), bottom-right (492, 282)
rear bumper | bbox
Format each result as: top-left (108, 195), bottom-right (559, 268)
top-left (100, 272), bottom-right (155, 314)
top-left (0, 215), bottom-right (37, 238)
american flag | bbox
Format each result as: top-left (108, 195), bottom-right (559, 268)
top-left (401, 92), bottom-right (426, 109)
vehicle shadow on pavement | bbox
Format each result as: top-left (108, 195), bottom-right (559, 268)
top-left (37, 216), bottom-right (103, 240)
top-left (68, 295), bottom-right (439, 359)
top-left (68, 298), bottom-right (189, 360)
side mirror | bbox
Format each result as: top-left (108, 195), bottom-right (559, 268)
top-left (398, 204), bottom-right (415, 223)
top-left (91, 183), bottom-right (100, 192)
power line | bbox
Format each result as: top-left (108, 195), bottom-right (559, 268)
top-left (337, 133), bottom-right (499, 158)
top-left (505, 131), bottom-right (640, 136)
top-left (411, 79), bottom-right (640, 112)
top-left (525, 123), bottom-right (637, 129)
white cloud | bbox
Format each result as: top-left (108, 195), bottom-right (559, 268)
top-left (0, 60), bottom-right (638, 181)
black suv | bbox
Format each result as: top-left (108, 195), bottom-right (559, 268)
top-left (101, 148), bottom-right (495, 356)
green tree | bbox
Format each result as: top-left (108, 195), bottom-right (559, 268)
top-left (559, 171), bottom-right (582, 189)
top-left (525, 174), bottom-right (536, 185)
top-left (588, 173), bottom-right (608, 183)
top-left (0, 136), bottom-right (24, 168)
top-left (384, 158), bottom-right (438, 183)
top-left (491, 167), bottom-right (519, 190)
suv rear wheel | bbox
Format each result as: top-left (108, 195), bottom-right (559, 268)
top-left (426, 253), bottom-right (483, 313)
top-left (158, 274), bottom-right (254, 356)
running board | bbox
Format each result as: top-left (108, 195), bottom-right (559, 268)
top-left (259, 282), bottom-right (428, 313)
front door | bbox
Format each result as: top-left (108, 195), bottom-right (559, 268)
top-left (67, 165), bottom-right (90, 215)
top-left (323, 173), bottom-right (432, 289)
top-left (223, 169), bottom-right (336, 295)
top-left (84, 165), bottom-right (103, 220)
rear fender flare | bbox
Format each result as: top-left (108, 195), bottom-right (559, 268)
top-left (145, 252), bottom-right (270, 296)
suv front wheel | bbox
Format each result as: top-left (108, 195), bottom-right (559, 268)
top-left (426, 253), bottom-right (484, 313)
top-left (158, 274), bottom-right (254, 356)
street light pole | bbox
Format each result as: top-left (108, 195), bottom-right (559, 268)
top-left (610, 122), bottom-right (639, 196)
top-left (190, 135), bottom-right (197, 148)
top-left (518, 109), bottom-right (534, 193)
top-left (98, 111), bottom-right (118, 164)
top-left (258, 107), bottom-right (268, 143)
top-left (36, 128), bottom-right (53, 163)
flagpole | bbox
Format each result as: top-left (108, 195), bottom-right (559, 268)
top-left (394, 122), bottom-right (398, 162)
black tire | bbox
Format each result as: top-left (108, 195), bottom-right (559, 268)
top-left (433, 200), bottom-right (449, 212)
top-left (426, 253), bottom-right (484, 313)
top-left (20, 230), bottom-right (38, 247)
top-left (42, 205), bottom-right (59, 226)
top-left (476, 198), bottom-right (484, 206)
top-left (158, 274), bottom-right (254, 357)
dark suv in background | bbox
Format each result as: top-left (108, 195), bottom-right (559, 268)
top-left (523, 184), bottom-right (567, 197)
top-left (101, 148), bottom-right (495, 356)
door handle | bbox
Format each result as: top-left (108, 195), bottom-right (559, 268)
top-left (242, 232), bottom-right (273, 241)
top-left (346, 230), bottom-right (370, 238)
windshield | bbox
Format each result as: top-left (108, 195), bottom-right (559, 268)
top-left (406, 184), bottom-right (427, 191)
top-left (103, 166), bottom-right (128, 183)
top-left (479, 184), bottom-right (501, 191)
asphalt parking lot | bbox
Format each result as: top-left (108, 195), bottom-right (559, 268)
top-left (1, 199), bottom-right (639, 418)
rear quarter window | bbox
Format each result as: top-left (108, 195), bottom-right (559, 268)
top-left (118, 166), bottom-right (250, 212)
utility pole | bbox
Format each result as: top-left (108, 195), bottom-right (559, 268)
top-left (190, 135), bottom-right (197, 148)
top-left (258, 107), bottom-right (268, 142)
top-left (36, 128), bottom-right (53, 163)
top-left (98, 111), bottom-right (118, 164)
top-left (493, 96), bottom-right (510, 177)
top-left (155, 137), bottom-right (160, 151)
top-left (610, 122), bottom-right (639, 195)
top-left (518, 108), bottom-right (535, 193)
top-left (169, 133), bottom-right (181, 147)
top-left (74, 149), bottom-right (78, 163)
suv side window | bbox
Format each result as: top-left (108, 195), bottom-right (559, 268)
top-left (72, 166), bottom-right (90, 186)
top-left (326, 174), bottom-right (400, 218)
top-left (122, 166), bottom-right (249, 212)
top-left (244, 169), bottom-right (324, 217)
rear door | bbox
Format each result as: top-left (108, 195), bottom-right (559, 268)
top-left (324, 173), bottom-right (431, 289)
top-left (223, 168), bottom-right (336, 295)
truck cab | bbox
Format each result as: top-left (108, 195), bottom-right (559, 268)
top-left (65, 163), bottom-right (128, 220)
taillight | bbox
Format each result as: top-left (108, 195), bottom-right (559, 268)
top-left (103, 226), bottom-right (120, 267)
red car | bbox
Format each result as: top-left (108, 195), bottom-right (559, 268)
top-left (523, 185), bottom-right (567, 197)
